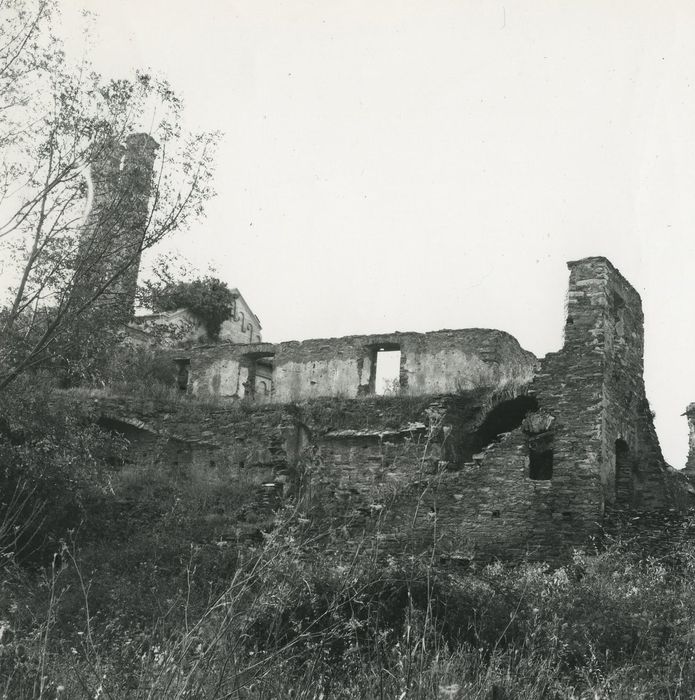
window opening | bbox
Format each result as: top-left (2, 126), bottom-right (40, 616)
top-left (528, 432), bottom-right (553, 480)
top-left (174, 358), bottom-right (190, 392)
top-left (374, 347), bottom-right (401, 395)
top-left (615, 438), bottom-right (635, 503)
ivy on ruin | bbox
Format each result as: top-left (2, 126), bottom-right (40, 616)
top-left (150, 276), bottom-right (236, 340)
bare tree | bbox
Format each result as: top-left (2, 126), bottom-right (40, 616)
top-left (0, 1), bottom-right (219, 389)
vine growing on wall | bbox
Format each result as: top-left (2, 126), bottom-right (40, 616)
top-left (149, 277), bottom-right (236, 340)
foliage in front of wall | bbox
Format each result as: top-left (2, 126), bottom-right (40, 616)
top-left (96, 345), bottom-right (179, 398)
top-left (149, 276), bottom-right (236, 340)
top-left (4, 376), bottom-right (695, 697)
top-left (5, 499), bottom-right (695, 699)
top-left (0, 377), bottom-right (128, 563)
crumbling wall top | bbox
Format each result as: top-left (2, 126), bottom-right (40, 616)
top-left (183, 327), bottom-right (537, 401)
top-left (566, 256), bottom-right (642, 307)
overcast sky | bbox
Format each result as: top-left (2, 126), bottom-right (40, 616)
top-left (60, 0), bottom-right (694, 467)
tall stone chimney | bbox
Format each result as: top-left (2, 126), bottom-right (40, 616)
top-left (76, 131), bottom-right (159, 322)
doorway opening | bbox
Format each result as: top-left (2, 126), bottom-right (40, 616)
top-left (374, 345), bottom-right (401, 395)
top-left (242, 352), bottom-right (274, 400)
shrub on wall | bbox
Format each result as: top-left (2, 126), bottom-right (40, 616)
top-left (150, 277), bottom-right (236, 340)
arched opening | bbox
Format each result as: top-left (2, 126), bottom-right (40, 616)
top-left (472, 395), bottom-right (539, 453)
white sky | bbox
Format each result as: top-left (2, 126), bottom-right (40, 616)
top-left (59, 0), bottom-right (694, 467)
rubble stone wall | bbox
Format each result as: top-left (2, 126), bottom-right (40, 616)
top-left (185, 329), bottom-right (537, 402)
top-left (457, 257), bottom-right (687, 557)
top-left (95, 257), bottom-right (690, 562)
top-left (686, 405), bottom-right (695, 475)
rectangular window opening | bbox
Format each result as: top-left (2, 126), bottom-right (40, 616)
top-left (529, 448), bottom-right (553, 480)
top-left (375, 347), bottom-right (401, 395)
top-left (528, 431), bottom-right (553, 480)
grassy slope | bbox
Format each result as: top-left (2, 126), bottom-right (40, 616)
top-left (2, 378), bottom-right (694, 698)
top-left (4, 454), bottom-right (695, 699)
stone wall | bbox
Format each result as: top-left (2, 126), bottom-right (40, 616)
top-left (127, 291), bottom-right (263, 348)
top-left (685, 404), bottom-right (695, 475)
top-left (97, 390), bottom-right (559, 561)
top-left (218, 292), bottom-right (262, 344)
top-left (96, 397), bottom-right (301, 493)
top-left (458, 257), bottom-right (690, 557)
top-left (76, 133), bottom-right (158, 321)
top-left (184, 328), bottom-right (537, 402)
top-left (96, 383), bottom-right (647, 562)
top-left (560, 257), bottom-right (684, 510)
top-left (95, 256), bottom-right (691, 562)
top-left (302, 395), bottom-right (578, 561)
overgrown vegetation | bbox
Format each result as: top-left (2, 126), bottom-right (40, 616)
top-left (92, 345), bottom-right (180, 399)
top-left (0, 0), bottom-right (218, 391)
top-left (1, 383), bottom-right (695, 698)
top-left (2, 4), bottom-right (692, 699)
top-left (144, 276), bottom-right (237, 341)
top-left (4, 481), bottom-right (695, 697)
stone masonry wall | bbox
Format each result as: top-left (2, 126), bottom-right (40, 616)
top-left (307, 411), bottom-right (577, 562)
top-left (97, 391), bottom-right (563, 562)
top-left (96, 387), bottom-right (614, 562)
top-left (96, 257), bottom-right (689, 562)
top-left (96, 397), bottom-right (303, 505)
top-left (685, 404), bottom-right (695, 475)
top-left (455, 257), bottom-right (688, 558)
top-left (76, 133), bottom-right (158, 321)
top-left (184, 328), bottom-right (537, 402)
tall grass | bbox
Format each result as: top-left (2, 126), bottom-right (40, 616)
top-left (6, 524), bottom-right (695, 698)
top-left (3, 397), bottom-right (695, 698)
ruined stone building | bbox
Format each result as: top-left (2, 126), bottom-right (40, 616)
top-left (99, 255), bottom-right (693, 562)
top-left (77, 132), bottom-right (262, 352)
top-left (126, 289), bottom-right (263, 347)
top-left (80, 134), bottom-right (692, 561)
